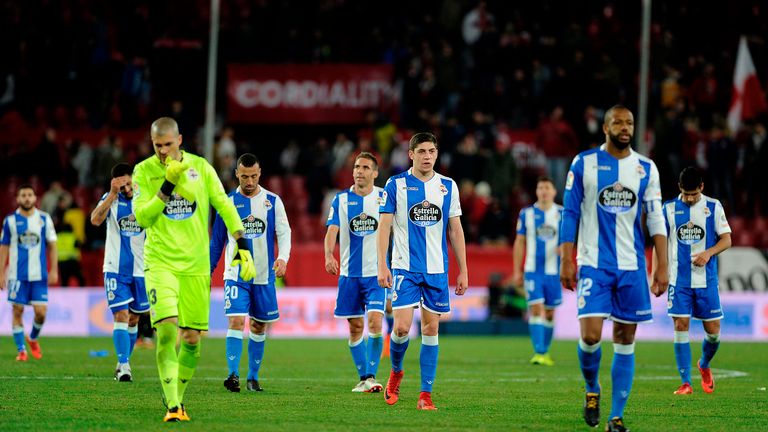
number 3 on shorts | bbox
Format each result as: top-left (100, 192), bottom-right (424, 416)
top-left (149, 288), bottom-right (157, 305)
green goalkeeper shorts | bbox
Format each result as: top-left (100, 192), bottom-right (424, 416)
top-left (145, 269), bottom-right (210, 331)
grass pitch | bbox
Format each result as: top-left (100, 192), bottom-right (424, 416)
top-left (0, 336), bottom-right (765, 431)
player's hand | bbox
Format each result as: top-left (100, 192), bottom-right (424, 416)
top-left (0, 273), bottom-right (6, 290)
top-left (378, 266), bottom-right (392, 288)
top-left (651, 263), bottom-right (669, 297)
top-left (560, 259), bottom-right (577, 291)
top-left (232, 249), bottom-right (256, 281)
top-left (324, 254), bottom-right (339, 276)
top-left (48, 269), bottom-right (59, 286)
top-left (691, 251), bottom-right (711, 267)
top-left (455, 272), bottom-right (468, 296)
top-left (165, 159), bottom-right (189, 184)
top-left (109, 176), bottom-right (126, 195)
top-left (511, 271), bottom-right (523, 287)
top-left (273, 259), bottom-right (287, 278)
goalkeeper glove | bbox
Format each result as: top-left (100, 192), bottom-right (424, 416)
top-left (232, 237), bottom-right (256, 281)
top-left (165, 158), bottom-right (189, 184)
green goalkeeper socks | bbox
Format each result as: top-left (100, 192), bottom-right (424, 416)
top-left (177, 340), bottom-right (201, 403)
top-left (155, 323), bottom-right (180, 409)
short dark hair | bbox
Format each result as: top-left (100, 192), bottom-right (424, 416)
top-left (111, 163), bottom-right (132, 179)
top-left (409, 132), bottom-right (438, 151)
top-left (16, 184), bottom-right (34, 196)
top-left (679, 166), bottom-right (703, 191)
top-left (355, 152), bottom-right (378, 169)
top-left (604, 104), bottom-right (632, 124)
top-left (237, 153), bottom-right (260, 168)
top-left (537, 176), bottom-right (556, 188)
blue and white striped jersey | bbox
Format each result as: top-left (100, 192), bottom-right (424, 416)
top-left (663, 194), bottom-right (730, 288)
top-left (210, 187), bottom-right (292, 285)
top-left (326, 186), bottom-right (384, 278)
top-left (380, 168), bottom-right (461, 274)
top-left (516, 204), bottom-right (563, 276)
top-left (1, 209), bottom-right (57, 282)
top-left (100, 193), bottom-right (145, 277)
top-left (560, 144), bottom-right (665, 270)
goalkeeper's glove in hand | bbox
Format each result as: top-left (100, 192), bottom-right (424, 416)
top-left (233, 237), bottom-right (256, 281)
top-left (165, 158), bottom-right (189, 184)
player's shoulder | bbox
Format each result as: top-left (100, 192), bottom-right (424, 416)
top-left (38, 210), bottom-right (54, 220)
top-left (385, 170), bottom-right (409, 185)
top-left (519, 205), bottom-right (533, 214)
top-left (662, 196), bottom-right (679, 207)
top-left (554, 203), bottom-right (564, 211)
top-left (633, 150), bottom-right (658, 168)
top-left (262, 187), bottom-right (282, 201)
top-left (702, 194), bottom-right (723, 208)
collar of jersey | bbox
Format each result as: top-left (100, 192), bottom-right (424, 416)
top-left (407, 168), bottom-right (437, 183)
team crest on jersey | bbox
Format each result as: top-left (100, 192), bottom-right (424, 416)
top-left (536, 225), bottom-right (557, 241)
top-left (242, 214), bottom-right (266, 239)
top-left (676, 221), bottom-right (705, 245)
top-left (703, 206), bottom-right (711, 217)
top-left (186, 168), bottom-right (200, 181)
top-left (163, 194), bottom-right (197, 220)
top-left (264, 199), bottom-right (273, 210)
top-left (18, 231), bottom-right (41, 249)
top-left (349, 212), bottom-right (378, 237)
top-left (409, 200), bottom-right (442, 227)
top-left (118, 214), bottom-right (144, 237)
top-left (439, 184), bottom-right (448, 195)
top-left (598, 182), bottom-right (637, 214)
top-left (636, 164), bottom-right (647, 178)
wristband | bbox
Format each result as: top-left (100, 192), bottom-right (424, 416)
top-left (160, 180), bottom-right (175, 197)
top-left (236, 237), bottom-right (249, 251)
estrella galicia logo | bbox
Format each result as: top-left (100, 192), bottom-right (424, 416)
top-left (349, 212), bottom-right (378, 237)
top-left (536, 224), bottom-right (557, 241)
top-left (597, 182), bottom-right (637, 214)
top-left (163, 194), bottom-right (197, 220)
top-left (18, 231), bottom-right (41, 249)
top-left (242, 214), bottom-right (266, 239)
top-left (118, 214), bottom-right (143, 237)
top-left (676, 221), bottom-right (705, 245)
top-left (409, 200), bottom-right (442, 227)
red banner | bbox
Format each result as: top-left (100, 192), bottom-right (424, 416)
top-left (227, 64), bottom-right (395, 124)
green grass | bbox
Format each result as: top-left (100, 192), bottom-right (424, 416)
top-left (0, 336), bottom-right (765, 431)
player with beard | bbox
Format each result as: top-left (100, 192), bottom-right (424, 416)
top-left (0, 185), bottom-right (58, 361)
top-left (560, 105), bottom-right (669, 432)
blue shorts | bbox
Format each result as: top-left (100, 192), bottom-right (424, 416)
top-left (577, 266), bottom-right (652, 323)
top-left (524, 273), bottom-right (563, 309)
top-left (224, 280), bottom-right (280, 322)
top-left (6, 279), bottom-right (47, 306)
top-left (104, 273), bottom-right (149, 313)
top-left (334, 276), bottom-right (386, 318)
top-left (391, 269), bottom-right (450, 314)
top-left (667, 285), bottom-right (723, 321)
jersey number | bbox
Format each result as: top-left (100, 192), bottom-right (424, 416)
top-left (393, 275), bottom-right (405, 292)
top-left (149, 288), bottom-right (157, 305)
top-left (577, 278), bottom-right (593, 297)
top-left (225, 285), bottom-right (239, 299)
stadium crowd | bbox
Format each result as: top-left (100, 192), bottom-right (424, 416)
top-left (1, 0), bottom-right (767, 261)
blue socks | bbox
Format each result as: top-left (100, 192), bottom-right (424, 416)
top-left (366, 333), bottom-right (383, 378)
top-left (248, 333), bottom-right (266, 380)
top-left (543, 319), bottom-right (554, 352)
top-left (673, 331), bottom-right (692, 384)
top-left (128, 325), bottom-right (138, 356)
top-left (609, 343), bottom-right (635, 420)
top-left (420, 335), bottom-right (439, 392)
top-left (528, 316), bottom-right (546, 354)
top-left (226, 329), bottom-right (244, 376)
top-left (578, 339), bottom-right (602, 393)
top-left (13, 326), bottom-right (25, 352)
top-left (700, 332), bottom-right (720, 369)
top-left (349, 337), bottom-right (367, 380)
top-left (386, 313), bottom-right (394, 334)
top-left (390, 332), bottom-right (409, 373)
top-left (29, 321), bottom-right (43, 340)
top-left (113, 322), bottom-right (131, 364)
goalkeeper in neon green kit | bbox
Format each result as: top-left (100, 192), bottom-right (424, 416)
top-left (133, 117), bottom-right (256, 422)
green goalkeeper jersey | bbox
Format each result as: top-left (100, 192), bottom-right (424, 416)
top-left (132, 151), bottom-right (244, 275)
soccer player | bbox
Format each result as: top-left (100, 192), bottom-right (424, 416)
top-left (0, 185), bottom-right (58, 361)
top-left (560, 105), bottom-right (669, 432)
top-left (211, 153), bottom-right (291, 393)
top-left (133, 117), bottom-right (255, 422)
top-left (664, 167), bottom-right (731, 395)
top-left (377, 132), bottom-right (468, 410)
top-left (512, 176), bottom-right (564, 366)
top-left (90, 163), bottom-right (148, 381)
top-left (324, 152), bottom-right (386, 393)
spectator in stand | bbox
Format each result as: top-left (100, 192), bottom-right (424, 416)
top-left (215, 126), bottom-right (237, 188)
top-left (36, 128), bottom-right (62, 187)
top-left (56, 222), bottom-right (85, 287)
top-left (478, 198), bottom-right (511, 246)
top-left (40, 181), bottom-right (70, 216)
top-left (751, 120), bottom-right (768, 216)
top-left (279, 141), bottom-right (300, 175)
top-left (483, 135), bottom-right (518, 204)
top-left (536, 106), bottom-right (579, 192)
top-left (331, 133), bottom-right (354, 175)
top-left (451, 134), bottom-right (484, 184)
top-left (93, 135), bottom-right (125, 188)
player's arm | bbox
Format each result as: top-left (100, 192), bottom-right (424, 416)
top-left (377, 213), bottom-right (393, 288)
top-left (0, 245), bottom-right (8, 290)
top-left (90, 177), bottom-right (124, 226)
top-left (133, 164), bottom-right (166, 228)
top-left (273, 197), bottom-right (291, 278)
top-left (323, 194), bottom-right (340, 275)
top-left (448, 216), bottom-right (468, 295)
top-left (693, 201), bottom-right (732, 267)
top-left (559, 156), bottom-right (584, 291)
top-left (45, 213), bottom-right (59, 285)
top-left (644, 163), bottom-right (668, 297)
top-left (209, 211), bottom-right (227, 274)
top-left (511, 210), bottom-right (526, 287)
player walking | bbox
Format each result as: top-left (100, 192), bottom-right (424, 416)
top-left (0, 185), bottom-right (58, 361)
top-left (133, 117), bottom-right (255, 421)
top-left (324, 152), bottom-right (386, 393)
top-left (664, 167), bottom-right (731, 395)
top-left (211, 153), bottom-right (291, 393)
top-left (377, 132), bottom-right (468, 410)
top-left (560, 105), bottom-right (668, 432)
top-left (90, 163), bottom-right (149, 381)
top-left (511, 177), bottom-right (564, 366)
